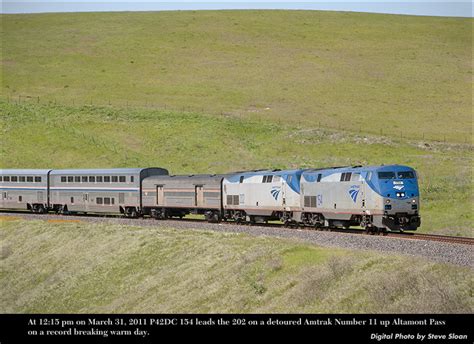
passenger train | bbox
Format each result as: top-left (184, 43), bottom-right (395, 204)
top-left (0, 164), bottom-right (420, 232)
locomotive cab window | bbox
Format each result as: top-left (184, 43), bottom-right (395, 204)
top-left (397, 171), bottom-right (415, 179)
top-left (239, 176), bottom-right (244, 183)
top-left (317, 174), bottom-right (322, 182)
top-left (378, 172), bottom-right (396, 179)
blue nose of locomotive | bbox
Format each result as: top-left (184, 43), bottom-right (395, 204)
top-left (373, 165), bottom-right (420, 200)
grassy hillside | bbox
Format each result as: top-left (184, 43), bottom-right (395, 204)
top-left (1, 11), bottom-right (472, 142)
top-left (1, 218), bottom-right (472, 313)
top-left (1, 101), bottom-right (472, 236)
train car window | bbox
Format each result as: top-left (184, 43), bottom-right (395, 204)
top-left (89, 176), bottom-right (96, 183)
top-left (104, 176), bottom-right (111, 183)
top-left (19, 196), bottom-right (22, 202)
top-left (80, 176), bottom-right (86, 183)
top-left (119, 176), bottom-right (126, 183)
top-left (130, 176), bottom-right (134, 183)
top-left (104, 197), bottom-right (111, 205)
top-left (378, 172), bottom-right (395, 179)
top-left (27, 176), bottom-right (33, 182)
top-left (67, 176), bottom-right (74, 183)
top-left (96, 176), bottom-right (103, 183)
top-left (111, 198), bottom-right (115, 205)
top-left (19, 176), bottom-right (26, 182)
top-left (112, 176), bottom-right (118, 183)
top-left (4, 176), bottom-right (10, 182)
top-left (70, 197), bottom-right (74, 204)
top-left (226, 195), bottom-right (233, 204)
top-left (239, 176), bottom-right (244, 183)
top-left (96, 197), bottom-right (103, 204)
top-left (74, 176), bottom-right (80, 182)
top-left (398, 171), bottom-right (415, 179)
top-left (11, 176), bottom-right (18, 182)
top-left (35, 176), bottom-right (42, 182)
top-left (0, 176), bottom-right (2, 182)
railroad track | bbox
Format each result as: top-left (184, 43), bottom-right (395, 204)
top-left (391, 233), bottom-right (474, 246)
top-left (1, 211), bottom-right (473, 246)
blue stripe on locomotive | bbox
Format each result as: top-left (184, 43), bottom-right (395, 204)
top-left (226, 169), bottom-right (304, 193)
top-left (302, 165), bottom-right (419, 200)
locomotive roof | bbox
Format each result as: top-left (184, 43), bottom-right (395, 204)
top-left (303, 164), bottom-right (415, 173)
top-left (230, 169), bottom-right (303, 176)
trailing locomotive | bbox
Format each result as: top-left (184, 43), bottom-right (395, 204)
top-left (0, 164), bottom-right (420, 232)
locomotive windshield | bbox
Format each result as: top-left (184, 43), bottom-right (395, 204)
top-left (397, 171), bottom-right (415, 179)
top-left (378, 172), bottom-right (395, 179)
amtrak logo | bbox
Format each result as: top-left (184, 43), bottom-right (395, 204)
top-left (393, 181), bottom-right (404, 190)
top-left (270, 187), bottom-right (281, 200)
top-left (348, 185), bottom-right (360, 203)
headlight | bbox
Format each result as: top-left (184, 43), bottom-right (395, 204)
top-left (385, 199), bottom-right (391, 204)
top-left (412, 199), bottom-right (416, 203)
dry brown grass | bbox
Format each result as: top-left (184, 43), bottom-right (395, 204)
top-left (1, 219), bottom-right (472, 313)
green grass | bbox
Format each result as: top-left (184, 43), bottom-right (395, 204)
top-left (1, 101), bottom-right (472, 236)
top-left (1, 218), bottom-right (472, 313)
top-left (1, 10), bottom-right (472, 142)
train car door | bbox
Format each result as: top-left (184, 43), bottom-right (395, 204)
top-left (83, 193), bottom-right (89, 211)
top-left (37, 191), bottom-right (44, 203)
top-left (361, 171), bottom-right (372, 210)
top-left (195, 185), bottom-right (204, 207)
top-left (156, 185), bottom-right (164, 206)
